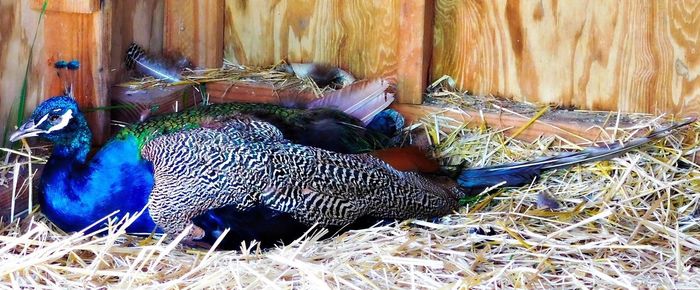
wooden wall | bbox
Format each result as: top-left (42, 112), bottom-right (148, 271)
top-left (432, 0), bottom-right (700, 115)
top-left (3, 0), bottom-right (700, 132)
top-left (0, 0), bottom-right (169, 142)
top-left (164, 0), bottom-right (223, 68)
top-left (0, 0), bottom-right (45, 133)
top-left (223, 0), bottom-right (435, 104)
top-left (224, 0), bottom-right (400, 80)
top-left (225, 0), bottom-right (700, 114)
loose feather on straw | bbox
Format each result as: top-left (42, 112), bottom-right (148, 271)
top-left (125, 43), bottom-right (182, 83)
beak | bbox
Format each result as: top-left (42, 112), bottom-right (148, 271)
top-left (9, 120), bottom-right (42, 142)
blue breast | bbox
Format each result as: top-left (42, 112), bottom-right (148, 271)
top-left (41, 136), bottom-right (161, 234)
top-left (40, 135), bottom-right (354, 247)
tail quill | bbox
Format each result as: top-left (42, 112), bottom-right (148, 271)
top-left (458, 118), bottom-right (696, 194)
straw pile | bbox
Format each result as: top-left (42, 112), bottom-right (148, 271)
top-left (1, 89), bottom-right (699, 288)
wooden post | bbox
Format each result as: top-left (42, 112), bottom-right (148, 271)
top-left (163, 0), bottom-right (224, 68)
top-left (396, 0), bottom-right (434, 104)
top-left (30, 0), bottom-right (112, 144)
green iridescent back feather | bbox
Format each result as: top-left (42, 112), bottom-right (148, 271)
top-left (113, 102), bottom-right (388, 154)
top-left (114, 103), bottom-right (303, 151)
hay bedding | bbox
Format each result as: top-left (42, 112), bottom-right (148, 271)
top-left (1, 85), bottom-right (700, 289)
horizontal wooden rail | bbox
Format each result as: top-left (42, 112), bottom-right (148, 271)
top-left (204, 80), bottom-right (627, 143)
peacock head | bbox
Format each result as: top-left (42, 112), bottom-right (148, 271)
top-left (9, 96), bottom-right (89, 146)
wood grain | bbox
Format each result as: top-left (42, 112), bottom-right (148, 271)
top-left (164, 0), bottom-right (224, 68)
top-left (39, 3), bottom-right (112, 143)
top-left (224, 0), bottom-right (400, 81)
top-left (205, 80), bottom-right (618, 143)
top-left (0, 0), bottom-right (45, 217)
top-left (432, 0), bottom-right (700, 116)
top-left (0, 0), bottom-right (46, 133)
top-left (111, 85), bottom-right (198, 124)
top-left (0, 175), bottom-right (31, 219)
top-left (207, 81), bottom-right (317, 104)
top-left (397, 0), bottom-right (434, 104)
top-left (392, 103), bottom-right (610, 143)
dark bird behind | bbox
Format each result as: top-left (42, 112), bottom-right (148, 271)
top-left (141, 114), bottom-right (694, 249)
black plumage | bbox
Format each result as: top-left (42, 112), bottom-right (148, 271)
top-left (142, 115), bottom-right (694, 246)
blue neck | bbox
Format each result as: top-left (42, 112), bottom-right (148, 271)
top-left (49, 115), bottom-right (92, 162)
top-left (40, 131), bottom-right (160, 234)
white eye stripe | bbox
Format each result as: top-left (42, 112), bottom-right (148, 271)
top-left (35, 114), bottom-right (49, 127)
top-left (46, 110), bottom-right (73, 132)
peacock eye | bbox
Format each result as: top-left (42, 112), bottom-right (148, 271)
top-left (49, 115), bottom-right (60, 122)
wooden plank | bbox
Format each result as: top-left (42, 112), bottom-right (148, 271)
top-left (163, 0), bottom-right (224, 68)
top-left (391, 104), bottom-right (611, 143)
top-left (0, 0), bottom-right (45, 217)
top-left (396, 0), bottom-right (434, 104)
top-left (40, 3), bottom-right (112, 144)
top-left (0, 0), bottom-right (46, 133)
top-left (205, 80), bottom-right (623, 143)
top-left (30, 0), bottom-right (100, 14)
top-left (223, 0), bottom-right (400, 80)
top-left (110, 85), bottom-right (195, 124)
top-left (207, 81), bottom-right (317, 104)
top-left (432, 0), bottom-right (700, 116)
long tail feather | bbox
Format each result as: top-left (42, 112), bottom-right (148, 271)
top-left (307, 78), bottom-right (394, 125)
top-left (458, 118), bottom-right (696, 194)
top-left (125, 42), bottom-right (181, 83)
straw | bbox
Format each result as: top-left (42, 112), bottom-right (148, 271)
top-left (0, 80), bottom-right (698, 289)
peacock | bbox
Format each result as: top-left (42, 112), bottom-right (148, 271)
top-left (8, 61), bottom-right (407, 248)
top-left (11, 93), bottom-right (693, 249)
top-left (11, 56), bottom-right (695, 249)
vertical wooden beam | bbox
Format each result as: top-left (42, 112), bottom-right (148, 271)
top-left (163, 0), bottom-right (224, 68)
top-left (396, 0), bottom-right (434, 104)
top-left (31, 0), bottom-right (112, 144)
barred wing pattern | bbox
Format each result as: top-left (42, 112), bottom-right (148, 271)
top-left (142, 117), bottom-right (462, 236)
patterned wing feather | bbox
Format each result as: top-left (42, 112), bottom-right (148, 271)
top-left (141, 116), bottom-right (461, 236)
